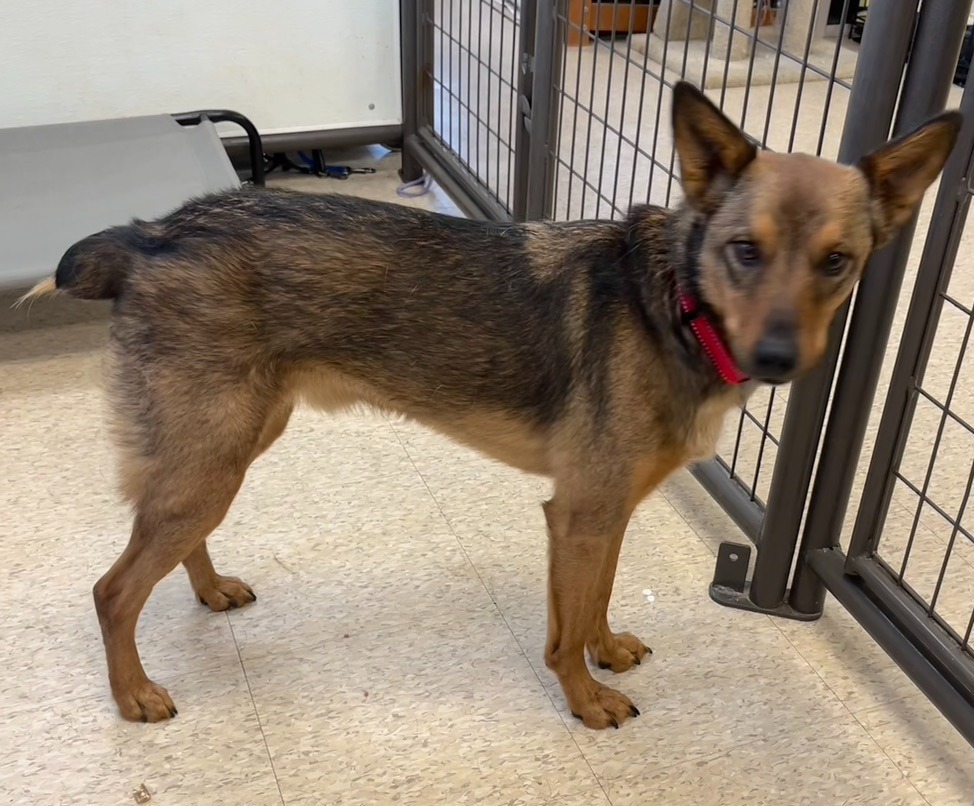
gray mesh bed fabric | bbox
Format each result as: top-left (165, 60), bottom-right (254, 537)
top-left (0, 114), bottom-right (240, 290)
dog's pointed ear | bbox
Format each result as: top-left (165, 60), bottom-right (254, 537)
top-left (858, 111), bottom-right (964, 248)
top-left (672, 82), bottom-right (757, 213)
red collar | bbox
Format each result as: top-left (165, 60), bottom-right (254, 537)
top-left (677, 288), bottom-right (749, 385)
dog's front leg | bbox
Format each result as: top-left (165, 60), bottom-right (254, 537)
top-left (585, 524), bottom-right (651, 673)
top-left (584, 465), bottom-right (677, 673)
top-left (543, 494), bottom-right (640, 730)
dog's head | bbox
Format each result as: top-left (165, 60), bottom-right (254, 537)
top-left (670, 81), bottom-right (962, 385)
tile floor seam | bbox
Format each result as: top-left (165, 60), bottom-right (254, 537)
top-left (388, 422), bottom-right (547, 659)
top-left (653, 482), bottom-right (931, 737)
top-left (768, 607), bottom-right (923, 716)
top-left (544, 643), bottom-right (880, 780)
top-left (845, 696), bottom-right (950, 806)
top-left (585, 713), bottom-right (924, 800)
top-left (389, 422), bottom-right (498, 601)
top-left (386, 428), bottom-right (860, 785)
top-left (769, 614), bottom-right (869, 704)
top-left (766, 615), bottom-right (934, 804)
top-left (432, 542), bottom-right (861, 790)
top-left (587, 713), bottom-right (934, 804)
top-left (389, 421), bottom-right (613, 796)
top-left (659, 473), bottom-right (963, 800)
top-left (595, 742), bottom-right (765, 795)
top-left (227, 612), bottom-right (288, 806)
top-left (655, 484), bottom-right (726, 561)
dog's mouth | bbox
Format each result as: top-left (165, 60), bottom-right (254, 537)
top-left (742, 360), bottom-right (800, 387)
top-left (752, 374), bottom-right (794, 387)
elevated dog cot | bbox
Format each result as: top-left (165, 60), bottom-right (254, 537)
top-left (0, 110), bottom-right (264, 291)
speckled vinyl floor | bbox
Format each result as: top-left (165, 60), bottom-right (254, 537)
top-left (1, 131), bottom-right (972, 805)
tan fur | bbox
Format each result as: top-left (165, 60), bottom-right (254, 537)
top-left (15, 276), bottom-right (57, 307)
top-left (25, 82), bottom-right (961, 730)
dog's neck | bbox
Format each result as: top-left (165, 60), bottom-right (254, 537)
top-left (676, 220), bottom-right (749, 385)
top-left (624, 205), bottom-right (749, 392)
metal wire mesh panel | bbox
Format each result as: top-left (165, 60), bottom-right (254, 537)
top-left (546, 0), bottom-right (860, 507)
top-left (876, 206), bottom-right (974, 656)
top-left (426, 0), bottom-right (523, 214)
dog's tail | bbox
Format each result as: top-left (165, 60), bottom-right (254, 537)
top-left (16, 224), bottom-right (164, 307)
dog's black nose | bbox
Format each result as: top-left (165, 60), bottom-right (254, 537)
top-left (751, 330), bottom-right (797, 382)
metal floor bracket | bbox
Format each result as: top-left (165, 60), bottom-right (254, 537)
top-left (709, 541), bottom-right (823, 622)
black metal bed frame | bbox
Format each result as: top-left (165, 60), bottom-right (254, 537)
top-left (172, 109), bottom-right (266, 187)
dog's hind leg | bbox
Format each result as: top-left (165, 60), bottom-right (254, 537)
top-left (96, 361), bottom-right (273, 721)
top-left (95, 463), bottom-right (247, 721)
top-left (543, 487), bottom-right (640, 730)
top-left (183, 541), bottom-right (256, 612)
top-left (183, 401), bottom-right (293, 612)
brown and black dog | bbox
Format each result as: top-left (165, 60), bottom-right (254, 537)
top-left (22, 83), bottom-right (961, 729)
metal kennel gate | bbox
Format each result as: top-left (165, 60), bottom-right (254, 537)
top-left (400, 0), bottom-right (974, 746)
top-left (806, 75), bottom-right (974, 744)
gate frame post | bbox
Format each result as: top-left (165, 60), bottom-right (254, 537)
top-left (514, 1), bottom-right (562, 221)
top-left (399, 0), bottom-right (431, 183)
top-left (710, 0), bottom-right (922, 618)
top-left (789, 0), bottom-right (974, 616)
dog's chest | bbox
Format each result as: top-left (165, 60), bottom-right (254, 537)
top-left (684, 389), bottom-right (748, 462)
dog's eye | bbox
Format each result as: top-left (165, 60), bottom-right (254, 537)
top-left (823, 252), bottom-right (847, 276)
top-left (729, 241), bottom-right (762, 268)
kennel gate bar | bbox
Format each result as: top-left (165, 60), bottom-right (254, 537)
top-left (400, 0), bottom-right (974, 746)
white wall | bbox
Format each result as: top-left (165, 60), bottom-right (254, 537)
top-left (0, 0), bottom-right (402, 135)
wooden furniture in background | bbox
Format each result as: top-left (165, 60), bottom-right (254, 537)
top-left (566, 1), bottom-right (781, 47)
top-left (567, 0), bottom-right (656, 46)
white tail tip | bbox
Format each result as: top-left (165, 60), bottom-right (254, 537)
top-left (13, 276), bottom-right (57, 309)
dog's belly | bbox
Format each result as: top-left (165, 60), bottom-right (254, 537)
top-left (292, 367), bottom-right (389, 413)
top-left (291, 367), bottom-right (552, 476)
top-left (416, 412), bottom-right (552, 476)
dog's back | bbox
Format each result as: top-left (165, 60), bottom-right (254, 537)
top-left (44, 190), bottom-right (668, 430)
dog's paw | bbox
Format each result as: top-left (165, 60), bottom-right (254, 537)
top-left (590, 632), bottom-right (652, 673)
top-left (568, 682), bottom-right (640, 730)
top-left (115, 680), bottom-right (178, 723)
top-left (196, 575), bottom-right (257, 612)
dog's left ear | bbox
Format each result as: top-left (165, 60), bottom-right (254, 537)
top-left (671, 82), bottom-right (757, 213)
top-left (858, 111), bottom-right (964, 248)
